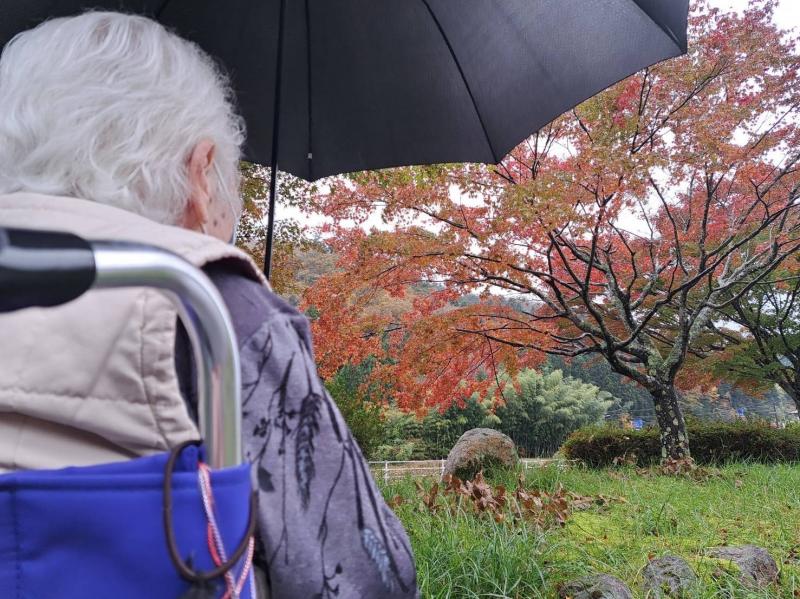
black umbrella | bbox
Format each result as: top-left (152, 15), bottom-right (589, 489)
top-left (1, 1), bottom-right (689, 276)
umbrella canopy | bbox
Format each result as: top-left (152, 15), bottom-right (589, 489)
top-left (0, 0), bottom-right (689, 270)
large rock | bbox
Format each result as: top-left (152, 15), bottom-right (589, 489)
top-left (443, 428), bottom-right (518, 480)
top-left (559, 574), bottom-right (633, 599)
top-left (642, 555), bottom-right (696, 597)
top-left (707, 545), bottom-right (779, 588)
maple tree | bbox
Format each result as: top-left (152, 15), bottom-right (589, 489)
top-left (301, 1), bottom-right (800, 459)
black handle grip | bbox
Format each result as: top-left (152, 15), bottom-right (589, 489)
top-left (0, 227), bottom-right (96, 314)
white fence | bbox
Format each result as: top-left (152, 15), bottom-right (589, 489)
top-left (368, 458), bottom-right (555, 485)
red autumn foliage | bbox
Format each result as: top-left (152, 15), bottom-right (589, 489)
top-left (301, 1), bottom-right (800, 457)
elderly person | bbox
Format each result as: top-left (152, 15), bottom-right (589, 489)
top-left (0, 12), bottom-right (417, 598)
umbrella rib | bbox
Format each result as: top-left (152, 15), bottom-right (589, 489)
top-left (420, 0), bottom-right (499, 164)
top-left (628, 0), bottom-right (685, 52)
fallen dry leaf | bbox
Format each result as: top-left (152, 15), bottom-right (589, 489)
top-left (412, 470), bottom-right (616, 531)
top-left (388, 495), bottom-right (404, 509)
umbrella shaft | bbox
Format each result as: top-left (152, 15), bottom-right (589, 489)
top-left (263, 0), bottom-right (288, 279)
top-left (264, 162), bottom-right (278, 279)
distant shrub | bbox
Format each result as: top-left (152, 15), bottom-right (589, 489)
top-left (373, 412), bottom-right (427, 461)
top-left (375, 397), bottom-right (496, 461)
top-left (325, 363), bottom-right (385, 459)
top-left (421, 396), bottom-right (497, 458)
top-left (373, 439), bottom-right (419, 462)
top-left (561, 419), bottom-right (800, 467)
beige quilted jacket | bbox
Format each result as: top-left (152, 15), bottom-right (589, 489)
top-left (0, 192), bottom-right (265, 472)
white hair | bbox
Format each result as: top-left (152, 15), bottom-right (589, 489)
top-left (0, 12), bottom-right (244, 224)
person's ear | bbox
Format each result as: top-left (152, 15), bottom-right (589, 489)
top-left (182, 139), bottom-right (216, 231)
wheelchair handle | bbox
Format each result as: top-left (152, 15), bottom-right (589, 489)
top-left (0, 228), bottom-right (242, 468)
top-left (0, 228), bottom-right (96, 312)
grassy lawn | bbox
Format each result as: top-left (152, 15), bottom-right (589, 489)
top-left (381, 463), bottom-right (800, 598)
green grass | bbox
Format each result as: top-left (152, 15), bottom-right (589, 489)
top-left (381, 463), bottom-right (800, 598)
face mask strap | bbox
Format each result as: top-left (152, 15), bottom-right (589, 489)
top-left (228, 212), bottom-right (239, 245)
top-left (212, 161), bottom-right (242, 245)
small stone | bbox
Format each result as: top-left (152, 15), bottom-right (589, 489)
top-left (443, 428), bottom-right (518, 480)
top-left (559, 574), bottom-right (633, 599)
top-left (642, 555), bottom-right (696, 597)
top-left (707, 545), bottom-right (779, 588)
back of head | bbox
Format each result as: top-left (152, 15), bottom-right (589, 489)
top-left (0, 12), bottom-right (244, 224)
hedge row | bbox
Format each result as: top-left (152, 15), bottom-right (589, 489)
top-left (561, 419), bottom-right (800, 467)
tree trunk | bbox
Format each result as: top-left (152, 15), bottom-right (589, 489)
top-left (791, 392), bottom-right (800, 421)
top-left (789, 382), bottom-right (800, 419)
top-left (650, 385), bottom-right (691, 460)
top-left (778, 381), bottom-right (800, 419)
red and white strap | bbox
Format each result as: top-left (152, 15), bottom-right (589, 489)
top-left (198, 462), bottom-right (256, 599)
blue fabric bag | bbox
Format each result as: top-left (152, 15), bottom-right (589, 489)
top-left (0, 444), bottom-right (255, 599)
